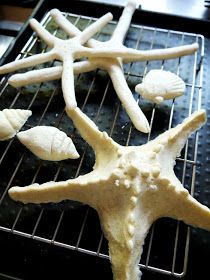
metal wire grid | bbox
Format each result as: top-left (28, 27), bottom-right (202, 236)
top-left (0, 10), bottom-right (204, 278)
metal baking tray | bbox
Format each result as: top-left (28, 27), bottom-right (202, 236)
top-left (0, 1), bottom-right (209, 279)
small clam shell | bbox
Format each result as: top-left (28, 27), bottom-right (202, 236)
top-left (0, 109), bottom-right (32, 141)
top-left (17, 126), bottom-right (79, 161)
top-left (135, 70), bottom-right (186, 104)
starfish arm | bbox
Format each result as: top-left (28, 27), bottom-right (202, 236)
top-left (110, 0), bottom-right (138, 44)
top-left (77, 46), bottom-right (124, 58)
top-left (73, 60), bottom-right (98, 74)
top-left (50, 8), bottom-right (97, 48)
top-left (66, 107), bottom-right (105, 147)
top-left (108, 64), bottom-right (150, 133)
top-left (152, 110), bottom-right (206, 159)
top-left (142, 177), bottom-right (210, 232)
top-left (50, 2), bottom-right (137, 46)
top-left (66, 107), bottom-right (119, 156)
top-left (50, 9), bottom-right (81, 37)
top-left (141, 109), bottom-right (210, 230)
top-left (82, 43), bottom-right (198, 60)
top-left (0, 51), bottom-right (55, 75)
top-left (8, 60), bottom-right (97, 87)
top-left (78, 46), bottom-right (145, 59)
top-left (77, 13), bottom-right (113, 45)
top-left (62, 57), bottom-right (77, 109)
top-left (30, 18), bottom-right (55, 48)
top-left (8, 66), bottom-right (62, 87)
top-left (8, 170), bottom-right (101, 207)
top-left (98, 203), bottom-right (152, 280)
top-left (165, 191), bottom-right (210, 231)
top-left (123, 43), bottom-right (199, 63)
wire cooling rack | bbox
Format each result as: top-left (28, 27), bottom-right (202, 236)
top-left (0, 10), bottom-right (204, 278)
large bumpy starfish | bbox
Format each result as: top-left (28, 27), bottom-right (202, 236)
top-left (2, 0), bottom-right (198, 133)
top-left (9, 107), bottom-right (210, 280)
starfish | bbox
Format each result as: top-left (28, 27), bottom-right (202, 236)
top-left (0, 12), bottom-right (113, 109)
top-left (2, 0), bottom-right (198, 133)
top-left (8, 107), bottom-right (210, 280)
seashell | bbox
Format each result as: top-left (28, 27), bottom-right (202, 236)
top-left (0, 109), bottom-right (32, 141)
top-left (17, 126), bottom-right (79, 161)
top-left (135, 69), bottom-right (186, 104)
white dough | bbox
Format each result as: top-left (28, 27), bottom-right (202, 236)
top-left (0, 109), bottom-right (32, 141)
top-left (17, 126), bottom-right (79, 161)
top-left (135, 69), bottom-right (186, 104)
top-left (9, 108), bottom-right (210, 280)
top-left (1, 5), bottom-right (198, 133)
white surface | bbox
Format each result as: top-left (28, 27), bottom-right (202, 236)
top-left (83, 0), bottom-right (209, 20)
top-left (0, 35), bottom-right (13, 58)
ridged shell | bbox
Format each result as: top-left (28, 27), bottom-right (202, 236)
top-left (0, 109), bottom-right (32, 141)
top-left (17, 126), bottom-right (79, 161)
top-left (135, 70), bottom-right (186, 104)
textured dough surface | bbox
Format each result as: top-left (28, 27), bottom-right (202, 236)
top-left (17, 126), bottom-right (79, 161)
top-left (0, 2), bottom-right (198, 132)
top-left (0, 1), bottom-right (206, 279)
top-left (0, 109), bottom-right (32, 141)
top-left (135, 69), bottom-right (186, 103)
top-left (9, 108), bottom-right (210, 280)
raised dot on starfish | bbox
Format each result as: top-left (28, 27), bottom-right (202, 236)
top-left (6, 0), bottom-right (198, 133)
top-left (8, 108), bottom-right (210, 280)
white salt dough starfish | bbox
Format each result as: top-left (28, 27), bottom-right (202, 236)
top-left (0, 12), bottom-right (113, 110)
top-left (3, 0), bottom-right (198, 133)
top-left (9, 108), bottom-right (210, 280)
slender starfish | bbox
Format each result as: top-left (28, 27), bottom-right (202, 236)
top-left (2, 0), bottom-right (198, 133)
top-left (0, 12), bottom-right (113, 109)
top-left (9, 108), bottom-right (210, 280)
